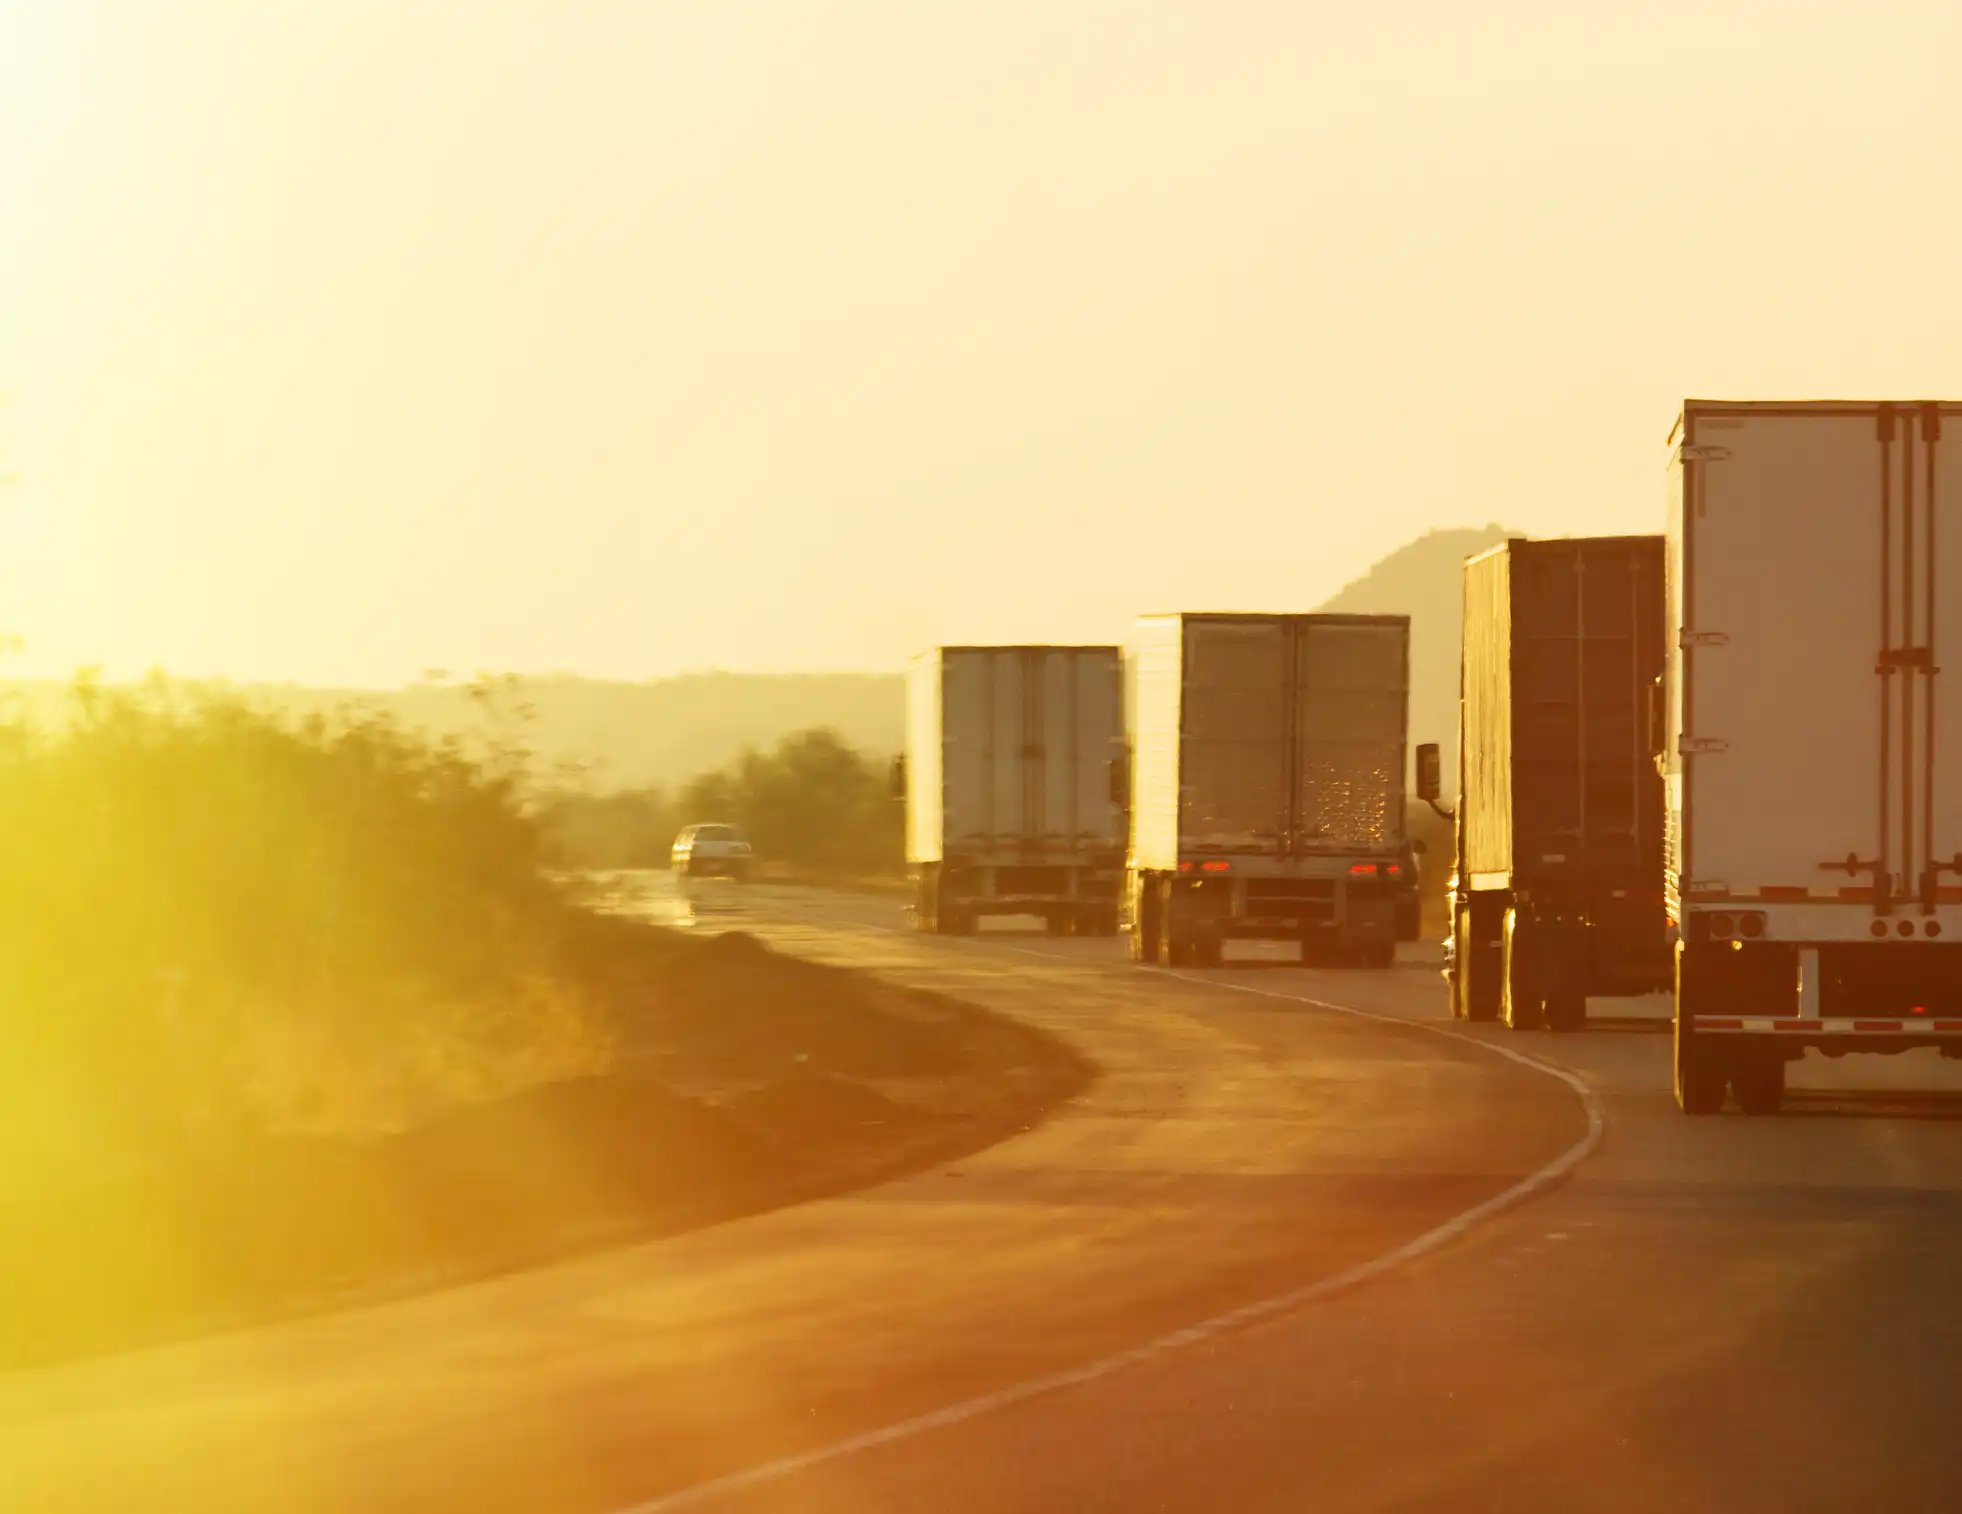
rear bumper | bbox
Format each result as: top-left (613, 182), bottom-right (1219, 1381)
top-left (680, 857), bottom-right (751, 878)
top-left (928, 862), bottom-right (1122, 907)
top-left (1690, 1015), bottom-right (1962, 1045)
top-left (1223, 912), bottom-right (1397, 942)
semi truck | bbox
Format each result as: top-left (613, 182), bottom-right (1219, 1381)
top-left (1665, 400), bottom-right (1962, 1114)
top-left (1121, 612), bottom-right (1412, 968)
top-left (1422, 535), bottom-right (1672, 1032)
top-left (899, 645), bottom-right (1126, 936)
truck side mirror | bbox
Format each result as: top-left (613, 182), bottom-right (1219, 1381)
top-left (1108, 751), bottom-right (1130, 808)
top-left (1415, 743), bottom-right (1442, 804)
top-left (889, 754), bottom-right (907, 802)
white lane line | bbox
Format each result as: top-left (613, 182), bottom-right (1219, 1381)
top-left (616, 967), bottom-right (1606, 1513)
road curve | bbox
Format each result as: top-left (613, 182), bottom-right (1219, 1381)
top-left (5, 880), bottom-right (1962, 1513)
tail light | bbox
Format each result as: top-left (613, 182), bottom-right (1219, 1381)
top-left (1699, 910), bottom-right (1765, 942)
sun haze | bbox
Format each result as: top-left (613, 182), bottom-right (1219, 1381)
top-left (5, 0), bottom-right (1961, 685)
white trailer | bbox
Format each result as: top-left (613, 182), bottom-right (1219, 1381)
top-left (1666, 400), bottom-right (1962, 1114)
top-left (1124, 613), bottom-right (1410, 968)
top-left (901, 645), bottom-right (1126, 935)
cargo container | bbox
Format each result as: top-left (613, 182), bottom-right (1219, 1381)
top-left (899, 645), bottom-right (1126, 935)
top-left (1664, 400), bottom-right (1962, 1114)
top-left (1122, 613), bottom-right (1411, 968)
top-left (1421, 535), bottom-right (1671, 1032)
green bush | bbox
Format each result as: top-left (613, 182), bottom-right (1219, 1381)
top-left (0, 679), bottom-right (607, 1183)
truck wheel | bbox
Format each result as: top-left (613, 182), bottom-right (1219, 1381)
top-left (1161, 891), bottom-right (1205, 967)
top-left (1095, 906), bottom-right (1121, 938)
top-left (1193, 933), bottom-right (1224, 969)
top-left (1130, 883), bottom-right (1160, 963)
top-left (1449, 913), bottom-right (1470, 1019)
top-left (1730, 1052), bottom-right (1786, 1116)
top-left (1501, 909), bottom-right (1544, 1031)
top-left (1542, 990), bottom-right (1587, 1033)
top-left (1044, 911), bottom-right (1069, 937)
top-left (1675, 943), bottom-right (1730, 1114)
top-left (940, 902), bottom-right (975, 936)
top-left (1674, 1023), bottom-right (1727, 1114)
top-left (1456, 905), bottom-right (1501, 1022)
top-left (1361, 940), bottom-right (1396, 970)
top-left (1162, 907), bottom-right (1192, 966)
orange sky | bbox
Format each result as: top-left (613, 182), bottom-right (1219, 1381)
top-left (5, 0), bottom-right (1962, 685)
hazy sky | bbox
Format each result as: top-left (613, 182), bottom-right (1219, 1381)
top-left (5, 0), bottom-right (1962, 685)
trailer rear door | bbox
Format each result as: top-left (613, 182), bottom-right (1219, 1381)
top-left (1179, 619), bottom-right (1289, 853)
top-left (1294, 619), bottom-right (1408, 853)
top-left (1679, 404), bottom-right (1962, 904)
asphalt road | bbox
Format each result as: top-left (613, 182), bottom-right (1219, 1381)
top-left (6, 878), bottom-right (1962, 1513)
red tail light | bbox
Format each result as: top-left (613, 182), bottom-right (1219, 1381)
top-left (1201, 860), bottom-right (1232, 873)
top-left (1350, 862), bottom-right (1377, 876)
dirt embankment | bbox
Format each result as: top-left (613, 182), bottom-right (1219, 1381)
top-left (0, 919), bottom-right (1091, 1372)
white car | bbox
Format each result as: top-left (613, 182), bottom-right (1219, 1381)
top-left (671, 823), bottom-right (754, 881)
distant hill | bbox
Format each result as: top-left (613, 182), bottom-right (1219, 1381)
top-left (1315, 523), bottom-right (1518, 771)
top-left (1, 525), bottom-right (1514, 792)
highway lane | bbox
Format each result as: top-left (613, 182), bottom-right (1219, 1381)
top-left (662, 883), bottom-right (1962, 1513)
top-left (0, 879), bottom-right (1577, 1512)
top-left (5, 879), bottom-right (1962, 1511)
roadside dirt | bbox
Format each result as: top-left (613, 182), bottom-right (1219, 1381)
top-left (0, 917), bottom-right (1092, 1372)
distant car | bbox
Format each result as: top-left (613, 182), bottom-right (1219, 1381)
top-left (672, 823), bottom-right (754, 881)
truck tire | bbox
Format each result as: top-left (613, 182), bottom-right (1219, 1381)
top-left (1455, 904), bottom-right (1501, 1022)
top-left (1044, 911), bottom-right (1070, 937)
top-left (1130, 882), bottom-right (1161, 964)
top-left (1161, 902), bottom-right (1192, 967)
top-left (1501, 909), bottom-right (1544, 1032)
top-left (1674, 945), bottom-right (1728, 1114)
top-left (1674, 1020), bottom-right (1726, 1114)
top-left (1542, 990), bottom-right (1587, 1033)
top-left (1161, 889), bottom-right (1208, 967)
top-left (915, 874), bottom-right (939, 934)
top-left (1730, 1052), bottom-right (1786, 1116)
top-left (1094, 905), bottom-right (1121, 938)
top-left (1194, 933), bottom-right (1224, 969)
top-left (1361, 940), bottom-right (1396, 970)
top-left (940, 900), bottom-right (976, 936)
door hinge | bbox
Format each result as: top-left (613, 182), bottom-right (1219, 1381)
top-left (1680, 630), bottom-right (1729, 649)
top-left (1680, 736), bottom-right (1729, 755)
top-left (1680, 444), bottom-right (1731, 463)
top-left (1876, 647), bottom-right (1938, 674)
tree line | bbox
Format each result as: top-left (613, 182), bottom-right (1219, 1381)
top-left (541, 726), bottom-right (903, 880)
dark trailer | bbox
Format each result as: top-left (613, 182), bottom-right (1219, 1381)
top-left (1426, 534), bottom-right (1671, 1031)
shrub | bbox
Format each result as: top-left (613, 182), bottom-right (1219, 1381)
top-left (0, 679), bottom-right (607, 1186)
